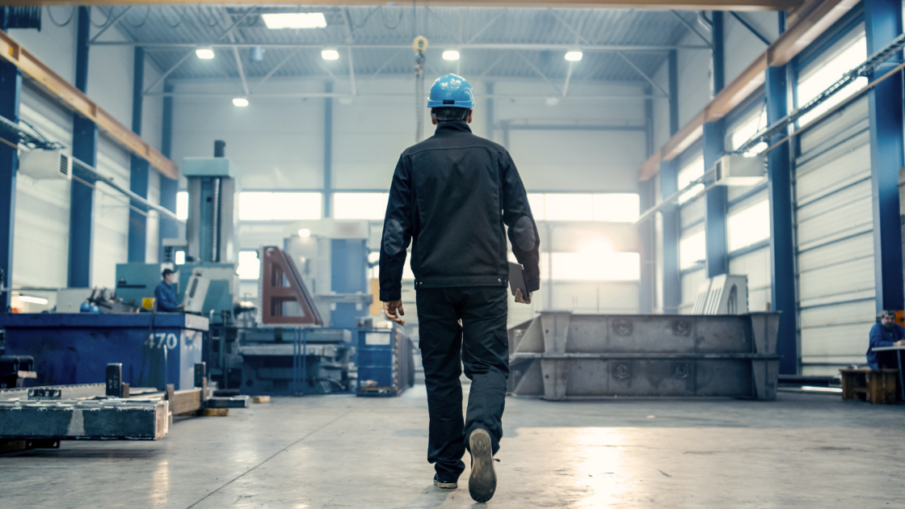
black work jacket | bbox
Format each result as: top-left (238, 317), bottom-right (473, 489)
top-left (379, 121), bottom-right (540, 302)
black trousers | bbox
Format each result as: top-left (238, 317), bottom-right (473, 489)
top-left (416, 286), bottom-right (509, 481)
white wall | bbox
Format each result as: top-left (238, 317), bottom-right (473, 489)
top-left (7, 21), bottom-right (166, 297)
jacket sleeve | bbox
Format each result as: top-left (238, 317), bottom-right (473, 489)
top-left (501, 152), bottom-right (541, 293)
top-left (379, 155), bottom-right (414, 302)
top-left (155, 284), bottom-right (179, 312)
top-left (869, 324), bottom-right (896, 349)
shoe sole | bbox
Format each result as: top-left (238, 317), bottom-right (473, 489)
top-left (468, 429), bottom-right (496, 503)
top-left (434, 479), bottom-right (458, 490)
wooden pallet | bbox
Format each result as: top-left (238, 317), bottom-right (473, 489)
top-left (840, 369), bottom-right (898, 405)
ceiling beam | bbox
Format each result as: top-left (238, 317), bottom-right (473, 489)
top-left (91, 41), bottom-right (711, 51)
top-left (13, 1), bottom-right (803, 11)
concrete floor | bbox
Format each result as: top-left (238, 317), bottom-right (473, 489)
top-left (2, 386), bottom-right (904, 509)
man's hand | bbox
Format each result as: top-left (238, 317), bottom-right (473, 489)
top-left (514, 289), bottom-right (532, 305)
top-left (383, 300), bottom-right (405, 325)
top-left (896, 339), bottom-right (905, 346)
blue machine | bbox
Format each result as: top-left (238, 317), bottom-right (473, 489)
top-left (0, 313), bottom-right (206, 390)
top-left (356, 326), bottom-right (414, 397)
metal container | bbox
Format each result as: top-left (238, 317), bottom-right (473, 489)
top-left (0, 313), bottom-right (207, 390)
top-left (356, 326), bottom-right (414, 397)
top-left (508, 312), bottom-right (780, 400)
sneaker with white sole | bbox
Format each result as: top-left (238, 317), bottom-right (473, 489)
top-left (433, 474), bottom-right (458, 490)
top-left (468, 429), bottom-right (497, 503)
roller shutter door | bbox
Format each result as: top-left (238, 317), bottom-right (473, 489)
top-left (13, 83), bottom-right (73, 289)
top-left (793, 96), bottom-right (874, 375)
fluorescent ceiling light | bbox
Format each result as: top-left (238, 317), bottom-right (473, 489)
top-left (18, 295), bottom-right (48, 305)
top-left (232, 98), bottom-right (249, 107)
top-left (298, 228), bottom-right (311, 237)
top-left (262, 13), bottom-right (327, 29)
top-left (442, 50), bottom-right (460, 61)
top-left (196, 47), bottom-right (215, 60)
top-left (321, 49), bottom-right (339, 61)
top-left (565, 50), bottom-right (583, 62)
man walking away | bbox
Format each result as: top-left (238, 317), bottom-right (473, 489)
top-left (378, 73), bottom-right (540, 503)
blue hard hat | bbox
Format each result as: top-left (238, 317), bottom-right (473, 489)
top-left (427, 74), bottom-right (475, 109)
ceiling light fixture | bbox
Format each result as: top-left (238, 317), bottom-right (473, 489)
top-left (321, 48), bottom-right (340, 61)
top-left (262, 13), bottom-right (327, 29)
top-left (232, 98), bottom-right (249, 107)
top-left (442, 50), bottom-right (460, 61)
top-left (564, 50), bottom-right (583, 62)
top-left (196, 47), bottom-right (215, 60)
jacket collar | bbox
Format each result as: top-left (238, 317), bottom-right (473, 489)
top-left (434, 120), bottom-right (472, 135)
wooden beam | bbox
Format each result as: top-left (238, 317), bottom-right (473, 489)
top-left (0, 31), bottom-right (178, 179)
top-left (639, 0), bottom-right (859, 181)
top-left (9, 0), bottom-right (802, 11)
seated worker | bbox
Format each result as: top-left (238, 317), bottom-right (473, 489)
top-left (154, 268), bottom-right (183, 313)
top-left (867, 310), bottom-right (905, 369)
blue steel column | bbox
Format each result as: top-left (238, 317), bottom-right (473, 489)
top-left (128, 46), bottom-right (150, 263)
top-left (766, 65), bottom-right (797, 375)
top-left (69, 7), bottom-right (98, 288)
top-left (159, 83), bottom-right (178, 261)
top-left (865, 0), bottom-right (905, 313)
top-left (0, 60), bottom-right (21, 311)
top-left (704, 11), bottom-right (727, 278)
top-left (660, 50), bottom-right (681, 314)
top-left (639, 86), bottom-right (655, 313)
top-left (323, 81), bottom-right (333, 219)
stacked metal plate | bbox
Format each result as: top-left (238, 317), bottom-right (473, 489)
top-left (0, 398), bottom-right (169, 440)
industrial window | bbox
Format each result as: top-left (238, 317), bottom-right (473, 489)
top-left (796, 26), bottom-right (867, 125)
top-left (239, 192), bottom-right (322, 221)
top-left (677, 155), bottom-right (705, 204)
top-left (728, 199), bottom-right (770, 252)
top-left (526, 193), bottom-right (640, 222)
top-left (679, 230), bottom-right (706, 270)
top-left (727, 105), bottom-right (769, 155)
top-left (333, 193), bottom-right (389, 220)
top-left (237, 250), bottom-right (261, 280)
top-left (176, 191), bottom-right (188, 221)
top-left (548, 252), bottom-right (641, 281)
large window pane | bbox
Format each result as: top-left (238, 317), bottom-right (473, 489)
top-left (527, 193), bottom-right (546, 221)
top-left (239, 192), bottom-right (322, 221)
top-left (728, 199), bottom-right (770, 252)
top-left (334, 193), bottom-right (389, 220)
top-left (237, 250), bottom-right (260, 280)
top-left (677, 155), bottom-right (705, 204)
top-left (544, 194), bottom-right (593, 221)
top-left (680, 230), bottom-right (706, 269)
top-left (176, 191), bottom-right (188, 220)
top-left (797, 29), bottom-right (867, 125)
top-left (593, 194), bottom-right (639, 222)
top-left (728, 107), bottom-right (769, 155)
top-left (551, 252), bottom-right (640, 281)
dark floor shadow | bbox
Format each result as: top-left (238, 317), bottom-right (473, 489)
top-left (392, 485), bottom-right (455, 509)
top-left (2, 447), bottom-right (161, 460)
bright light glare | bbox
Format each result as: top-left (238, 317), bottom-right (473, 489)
top-left (593, 194), bottom-right (639, 222)
top-left (321, 49), bottom-right (340, 61)
top-left (581, 239), bottom-right (614, 255)
top-left (680, 231), bottom-right (706, 269)
top-left (195, 48), bottom-right (214, 59)
top-left (333, 193), bottom-right (389, 220)
top-left (544, 194), bottom-right (592, 221)
top-left (442, 50), bottom-right (460, 61)
top-left (298, 228), bottom-right (311, 238)
top-left (551, 252), bottom-right (640, 281)
top-left (797, 34), bottom-right (867, 125)
top-left (175, 251), bottom-right (186, 265)
top-left (232, 98), bottom-right (249, 107)
top-left (176, 191), bottom-right (188, 220)
top-left (728, 200), bottom-right (770, 252)
top-left (18, 295), bottom-right (48, 305)
top-left (262, 13), bottom-right (327, 29)
top-left (237, 251), bottom-right (261, 280)
top-left (565, 51), bottom-right (583, 62)
top-left (239, 192), bottom-right (322, 221)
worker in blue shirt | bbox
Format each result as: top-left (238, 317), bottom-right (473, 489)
top-left (154, 268), bottom-right (182, 313)
top-left (866, 310), bottom-right (905, 369)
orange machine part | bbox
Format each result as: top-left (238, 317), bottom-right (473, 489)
top-left (260, 246), bottom-right (323, 326)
